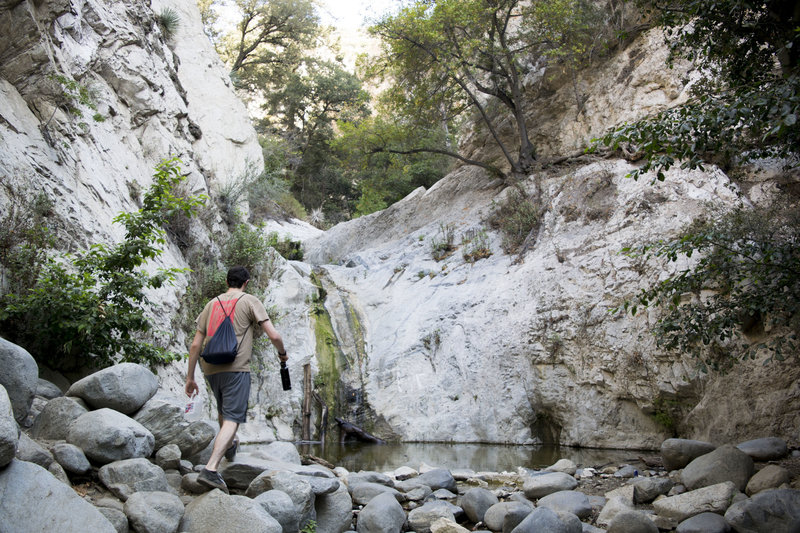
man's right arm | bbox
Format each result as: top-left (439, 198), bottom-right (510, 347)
top-left (185, 330), bottom-right (205, 397)
top-left (260, 319), bottom-right (288, 362)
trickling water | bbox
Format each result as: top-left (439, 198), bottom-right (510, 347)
top-left (309, 268), bottom-right (380, 435)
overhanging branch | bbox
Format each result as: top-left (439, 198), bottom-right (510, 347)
top-left (370, 146), bottom-right (505, 178)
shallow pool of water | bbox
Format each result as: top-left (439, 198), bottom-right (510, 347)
top-left (282, 441), bottom-right (647, 473)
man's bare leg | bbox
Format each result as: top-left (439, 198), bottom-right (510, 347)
top-left (206, 419), bottom-right (238, 472)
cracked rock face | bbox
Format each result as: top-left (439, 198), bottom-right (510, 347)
top-left (2, 1), bottom-right (797, 449)
top-left (300, 155), bottom-right (799, 447)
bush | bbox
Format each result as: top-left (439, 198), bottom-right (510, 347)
top-left (620, 202), bottom-right (800, 371)
top-left (0, 158), bottom-right (204, 371)
top-left (430, 223), bottom-right (456, 261)
top-left (267, 232), bottom-right (304, 261)
top-left (157, 8), bottom-right (180, 39)
top-left (462, 228), bottom-right (492, 263)
top-left (0, 187), bottom-right (55, 291)
top-left (488, 186), bottom-right (542, 254)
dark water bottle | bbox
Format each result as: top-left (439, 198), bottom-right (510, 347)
top-left (280, 361), bottom-right (291, 390)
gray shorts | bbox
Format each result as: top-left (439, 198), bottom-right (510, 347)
top-left (206, 372), bottom-right (250, 424)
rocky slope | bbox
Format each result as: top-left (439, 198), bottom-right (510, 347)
top-left (1, 0), bottom-right (797, 450)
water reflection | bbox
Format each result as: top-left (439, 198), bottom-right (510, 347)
top-left (288, 441), bottom-right (643, 473)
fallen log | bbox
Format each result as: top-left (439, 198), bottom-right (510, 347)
top-left (335, 417), bottom-right (386, 444)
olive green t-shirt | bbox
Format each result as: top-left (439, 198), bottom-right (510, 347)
top-left (195, 292), bottom-right (269, 375)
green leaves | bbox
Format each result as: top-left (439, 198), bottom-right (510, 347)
top-left (618, 203), bottom-right (800, 371)
top-left (0, 159), bottom-right (205, 372)
top-left (594, 0), bottom-right (799, 180)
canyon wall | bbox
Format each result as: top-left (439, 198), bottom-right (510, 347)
top-left (1, 0), bottom-right (797, 448)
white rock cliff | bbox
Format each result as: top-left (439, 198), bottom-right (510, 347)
top-left (1, 0), bottom-right (797, 449)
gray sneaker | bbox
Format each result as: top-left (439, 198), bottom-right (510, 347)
top-left (224, 439), bottom-right (238, 462)
top-left (198, 468), bottom-right (229, 494)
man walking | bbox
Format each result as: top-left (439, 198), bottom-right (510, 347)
top-left (185, 266), bottom-right (288, 493)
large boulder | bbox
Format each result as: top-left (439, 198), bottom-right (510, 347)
top-left (36, 378), bottom-right (63, 399)
top-left (123, 491), bottom-right (184, 533)
top-left (132, 393), bottom-right (188, 448)
top-left (545, 459), bottom-right (578, 476)
top-left (180, 490), bottom-right (282, 533)
top-left (607, 510), bottom-right (659, 533)
top-left (723, 488), bottom-right (800, 533)
top-left (0, 459), bottom-right (116, 532)
top-left (51, 442), bottom-right (91, 475)
top-left (408, 500), bottom-right (458, 533)
top-left (245, 469), bottom-right (315, 526)
top-left (746, 464), bottom-right (791, 496)
top-left (31, 396), bottom-right (88, 440)
top-left (460, 487), bottom-right (499, 523)
top-left (483, 502), bottom-right (533, 532)
top-left (522, 472), bottom-right (578, 499)
top-left (315, 482), bottom-right (353, 533)
top-left (256, 440), bottom-right (302, 464)
top-left (681, 444), bottom-right (754, 492)
top-left (417, 468), bottom-right (457, 492)
top-left (675, 512), bottom-right (731, 533)
top-left (98, 458), bottom-right (171, 501)
top-left (736, 437), bottom-right (789, 461)
top-left (597, 485), bottom-right (635, 527)
top-left (66, 362), bottom-right (158, 414)
top-left (253, 490), bottom-right (300, 533)
top-left (631, 476), bottom-right (674, 503)
top-left (349, 480), bottom-right (405, 506)
top-left (68, 408), bottom-right (154, 464)
top-left (356, 491), bottom-right (406, 533)
top-left (537, 490), bottom-right (592, 519)
top-left (170, 420), bottom-right (216, 457)
top-left (652, 481), bottom-right (737, 523)
top-left (218, 454), bottom-right (270, 489)
top-left (0, 385), bottom-right (19, 467)
top-left (98, 507), bottom-right (130, 533)
top-left (509, 507), bottom-right (582, 533)
top-left (15, 432), bottom-right (53, 467)
top-left (660, 439), bottom-right (716, 471)
top-left (0, 337), bottom-right (38, 423)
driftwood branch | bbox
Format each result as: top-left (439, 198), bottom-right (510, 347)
top-left (335, 417), bottom-right (386, 444)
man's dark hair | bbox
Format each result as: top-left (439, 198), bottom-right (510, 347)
top-left (227, 266), bottom-right (250, 288)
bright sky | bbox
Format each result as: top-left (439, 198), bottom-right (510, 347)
top-left (316, 0), bottom-right (399, 31)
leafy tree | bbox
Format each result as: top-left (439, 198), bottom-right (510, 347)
top-left (257, 58), bottom-right (370, 219)
top-left (595, 0), bottom-right (800, 180)
top-left (594, 0), bottom-right (800, 372)
top-left (333, 116), bottom-right (452, 216)
top-left (0, 159), bottom-right (205, 371)
top-left (369, 0), bottom-right (608, 182)
top-left (197, 0), bottom-right (221, 43)
top-left (218, 0), bottom-right (320, 91)
top-left (620, 203), bottom-right (800, 371)
top-left (264, 59), bottom-right (369, 152)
